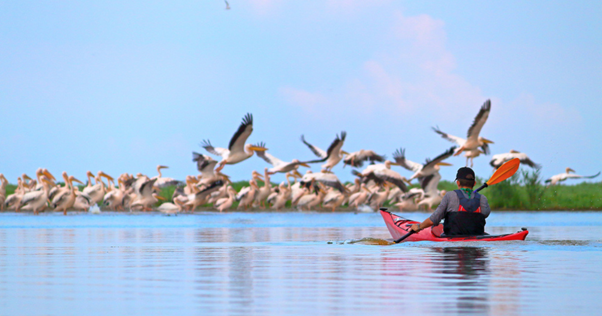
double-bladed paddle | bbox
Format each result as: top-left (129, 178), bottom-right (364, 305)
top-left (393, 158), bottom-right (521, 243)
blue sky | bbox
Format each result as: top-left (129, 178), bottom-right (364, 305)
top-left (1, 1), bottom-right (600, 184)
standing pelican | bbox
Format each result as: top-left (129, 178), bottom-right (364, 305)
top-left (432, 100), bottom-right (494, 166)
top-left (201, 113), bottom-right (267, 172)
top-left (152, 165), bottom-right (180, 188)
top-left (301, 131), bottom-right (348, 172)
top-left (19, 176), bottom-right (53, 215)
top-left (52, 175), bottom-right (84, 215)
top-left (0, 174), bottom-right (7, 210)
top-left (490, 150), bottom-right (541, 170)
top-left (130, 178), bottom-right (163, 212)
top-left (215, 186), bottom-right (237, 212)
top-left (255, 142), bottom-right (310, 176)
top-left (545, 168), bottom-right (600, 185)
top-left (82, 171), bottom-right (114, 205)
top-left (343, 150), bottom-right (385, 168)
top-left (254, 168), bottom-right (272, 208)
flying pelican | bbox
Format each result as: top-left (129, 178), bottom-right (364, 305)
top-left (225, 0), bottom-right (230, 10)
top-left (342, 150), bottom-right (385, 168)
top-left (394, 188), bottom-right (425, 212)
top-left (301, 131), bottom-right (348, 172)
top-left (357, 160), bottom-right (409, 192)
top-left (201, 113), bottom-right (267, 172)
top-left (398, 147), bottom-right (455, 181)
top-left (545, 168), bottom-right (600, 185)
top-left (490, 150), bottom-right (541, 170)
top-left (432, 100), bottom-right (494, 166)
top-left (152, 165), bottom-right (180, 188)
top-left (255, 142), bottom-right (310, 176)
top-left (300, 171), bottom-right (347, 193)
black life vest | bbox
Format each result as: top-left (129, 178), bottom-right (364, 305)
top-left (443, 190), bottom-right (486, 236)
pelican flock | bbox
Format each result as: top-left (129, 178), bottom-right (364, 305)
top-left (1, 104), bottom-right (599, 215)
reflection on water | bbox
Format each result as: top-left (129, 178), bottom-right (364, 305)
top-left (0, 212), bottom-right (602, 315)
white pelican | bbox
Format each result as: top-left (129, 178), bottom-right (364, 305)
top-left (185, 180), bottom-right (225, 211)
top-left (397, 147), bottom-right (455, 181)
top-left (19, 176), bottom-right (53, 215)
top-left (367, 184), bottom-right (390, 211)
top-left (490, 150), bottom-right (541, 170)
top-left (201, 113), bottom-right (267, 172)
top-left (343, 150), bottom-right (385, 168)
top-left (301, 131), bottom-right (348, 172)
top-left (215, 186), bottom-right (237, 212)
top-left (255, 142), bottom-right (310, 176)
top-left (300, 170), bottom-right (347, 193)
top-left (103, 179), bottom-right (127, 211)
top-left (296, 184), bottom-right (326, 211)
top-left (192, 152), bottom-right (230, 188)
top-left (323, 188), bottom-right (346, 212)
top-left (130, 178), bottom-right (164, 211)
top-left (271, 173), bottom-right (294, 210)
top-left (0, 174), bottom-right (7, 210)
top-left (545, 168), bottom-right (600, 185)
top-left (432, 100), bottom-right (494, 166)
top-left (82, 171), bottom-right (114, 205)
top-left (33, 168), bottom-right (56, 191)
top-left (225, 0), bottom-right (230, 10)
top-left (394, 188), bottom-right (425, 212)
top-left (157, 199), bottom-right (184, 215)
top-left (416, 172), bottom-right (446, 211)
top-left (237, 173), bottom-right (262, 209)
top-left (357, 160), bottom-right (409, 192)
top-left (52, 175), bottom-right (84, 215)
top-left (5, 177), bottom-right (25, 211)
top-left (348, 184), bottom-right (372, 209)
top-left (152, 165), bottom-right (180, 188)
top-left (254, 168), bottom-right (272, 208)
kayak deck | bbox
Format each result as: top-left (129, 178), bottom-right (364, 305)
top-left (380, 209), bottom-right (529, 242)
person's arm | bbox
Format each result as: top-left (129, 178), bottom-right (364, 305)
top-left (411, 193), bottom-right (450, 232)
top-left (480, 195), bottom-right (491, 218)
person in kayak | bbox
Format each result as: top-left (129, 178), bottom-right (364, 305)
top-left (410, 167), bottom-right (491, 236)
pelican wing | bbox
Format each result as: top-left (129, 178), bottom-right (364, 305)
top-left (373, 168), bottom-right (408, 192)
top-left (193, 152), bottom-right (218, 173)
top-left (302, 172), bottom-right (346, 193)
top-left (196, 180), bottom-right (224, 200)
top-left (21, 190), bottom-right (43, 206)
top-left (466, 99), bottom-right (491, 141)
top-left (420, 172), bottom-right (441, 195)
top-left (228, 113), bottom-right (254, 153)
top-left (254, 143), bottom-right (286, 168)
top-left (567, 172), bottom-right (601, 180)
top-left (201, 140), bottom-right (229, 159)
top-left (520, 157), bottom-right (541, 169)
top-left (139, 178), bottom-right (157, 197)
top-left (432, 126), bottom-right (465, 146)
top-left (324, 131), bottom-right (346, 159)
top-left (422, 146), bottom-right (456, 170)
top-left (300, 135), bottom-right (327, 159)
top-left (392, 148), bottom-right (423, 172)
top-left (344, 149), bottom-right (385, 167)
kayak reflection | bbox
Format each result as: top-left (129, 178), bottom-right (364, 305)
top-left (431, 247), bottom-right (490, 314)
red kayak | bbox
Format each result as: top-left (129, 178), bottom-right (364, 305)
top-left (380, 209), bottom-right (529, 242)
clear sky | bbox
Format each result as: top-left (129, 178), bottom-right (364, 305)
top-left (1, 1), bottom-right (601, 184)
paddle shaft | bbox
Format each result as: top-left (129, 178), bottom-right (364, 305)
top-left (393, 230), bottom-right (415, 243)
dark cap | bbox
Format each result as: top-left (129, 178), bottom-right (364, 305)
top-left (456, 167), bottom-right (475, 181)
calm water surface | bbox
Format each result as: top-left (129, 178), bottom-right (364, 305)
top-left (1, 210), bottom-right (601, 315)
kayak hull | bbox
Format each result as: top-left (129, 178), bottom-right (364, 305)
top-left (380, 209), bottom-right (529, 242)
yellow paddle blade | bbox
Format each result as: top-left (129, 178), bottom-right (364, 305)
top-left (487, 158), bottom-right (520, 185)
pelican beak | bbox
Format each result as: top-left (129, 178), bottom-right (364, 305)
top-left (159, 165), bottom-right (169, 169)
top-left (23, 174), bottom-right (32, 181)
top-left (390, 162), bottom-right (401, 166)
top-left (43, 170), bottom-right (56, 181)
top-left (404, 178), bottom-right (413, 185)
top-left (294, 170), bottom-right (303, 179)
top-left (300, 163), bottom-right (310, 168)
top-left (436, 162), bottom-right (452, 166)
top-left (341, 151), bottom-right (349, 155)
top-left (70, 177), bottom-right (84, 185)
top-left (156, 195), bottom-right (166, 201)
top-left (249, 146), bottom-right (268, 152)
top-left (482, 138), bottom-right (494, 144)
top-left (42, 178), bottom-right (53, 185)
top-left (100, 172), bottom-right (114, 181)
top-left (568, 168), bottom-right (575, 173)
top-left (363, 187), bottom-right (371, 193)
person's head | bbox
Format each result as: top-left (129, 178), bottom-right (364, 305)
top-left (455, 167), bottom-right (476, 188)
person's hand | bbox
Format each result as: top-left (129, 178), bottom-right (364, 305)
top-left (411, 224), bottom-right (421, 232)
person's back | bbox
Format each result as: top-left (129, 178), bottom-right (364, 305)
top-left (411, 167), bottom-right (491, 236)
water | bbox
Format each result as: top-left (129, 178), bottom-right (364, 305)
top-left (1, 211), bottom-right (602, 315)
